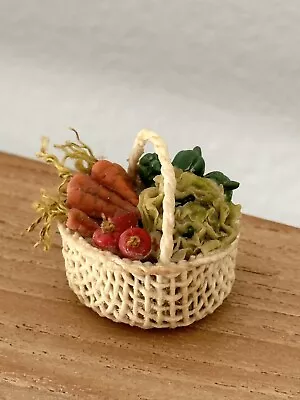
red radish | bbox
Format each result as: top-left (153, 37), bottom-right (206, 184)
top-left (92, 229), bottom-right (120, 254)
top-left (92, 212), bottom-right (140, 254)
top-left (118, 227), bottom-right (152, 260)
top-left (110, 211), bottom-right (139, 233)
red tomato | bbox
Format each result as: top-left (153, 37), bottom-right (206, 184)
top-left (92, 229), bottom-right (120, 254)
top-left (118, 227), bottom-right (152, 260)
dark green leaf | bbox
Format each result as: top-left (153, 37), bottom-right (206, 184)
top-left (138, 153), bottom-right (162, 187)
top-left (183, 226), bottom-right (195, 238)
top-left (172, 147), bottom-right (205, 176)
top-left (175, 194), bottom-right (195, 206)
top-left (205, 171), bottom-right (240, 202)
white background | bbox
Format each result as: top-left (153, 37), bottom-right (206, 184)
top-left (0, 0), bottom-right (299, 227)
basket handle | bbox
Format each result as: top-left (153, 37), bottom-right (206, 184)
top-left (127, 129), bottom-right (176, 264)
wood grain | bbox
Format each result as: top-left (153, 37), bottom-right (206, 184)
top-left (0, 152), bottom-right (299, 400)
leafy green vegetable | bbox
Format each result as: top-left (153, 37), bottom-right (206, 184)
top-left (204, 171), bottom-right (240, 202)
top-left (204, 171), bottom-right (239, 189)
top-left (137, 147), bottom-right (240, 203)
top-left (172, 146), bottom-right (205, 176)
top-left (138, 169), bottom-right (241, 261)
top-left (138, 153), bottom-right (162, 187)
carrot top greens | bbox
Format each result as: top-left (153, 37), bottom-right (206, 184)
top-left (27, 190), bottom-right (68, 251)
top-left (54, 128), bottom-right (97, 175)
top-left (27, 129), bottom-right (97, 250)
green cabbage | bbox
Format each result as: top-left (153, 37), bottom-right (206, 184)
top-left (138, 168), bottom-right (241, 262)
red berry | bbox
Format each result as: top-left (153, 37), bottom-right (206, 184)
top-left (110, 211), bottom-right (139, 233)
top-left (118, 227), bottom-right (152, 260)
top-left (92, 229), bottom-right (120, 254)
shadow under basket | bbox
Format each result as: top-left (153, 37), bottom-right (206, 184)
top-left (58, 224), bottom-right (239, 329)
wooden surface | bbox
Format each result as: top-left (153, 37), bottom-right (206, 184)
top-left (0, 152), bottom-right (300, 400)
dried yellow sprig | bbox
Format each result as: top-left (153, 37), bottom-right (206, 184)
top-left (27, 190), bottom-right (68, 251)
top-left (28, 129), bottom-right (98, 250)
top-left (54, 128), bottom-right (97, 175)
top-left (36, 136), bottom-right (73, 195)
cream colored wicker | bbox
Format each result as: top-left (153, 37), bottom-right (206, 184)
top-left (59, 129), bottom-right (239, 329)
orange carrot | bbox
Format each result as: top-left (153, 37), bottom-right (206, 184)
top-left (66, 208), bottom-right (100, 237)
top-left (112, 162), bottom-right (135, 187)
top-left (67, 174), bottom-right (137, 218)
top-left (91, 160), bottom-right (138, 206)
top-left (68, 186), bottom-right (117, 218)
top-left (70, 174), bottom-right (137, 212)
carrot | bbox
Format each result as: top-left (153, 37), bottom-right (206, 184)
top-left (70, 173), bottom-right (137, 212)
top-left (112, 162), bottom-right (135, 187)
top-left (67, 174), bottom-right (138, 218)
top-left (66, 208), bottom-right (100, 237)
top-left (68, 186), bottom-right (117, 218)
top-left (91, 160), bottom-right (138, 206)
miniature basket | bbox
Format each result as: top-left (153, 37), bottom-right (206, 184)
top-left (58, 130), bottom-right (239, 329)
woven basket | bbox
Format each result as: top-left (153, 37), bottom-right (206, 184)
top-left (58, 130), bottom-right (239, 329)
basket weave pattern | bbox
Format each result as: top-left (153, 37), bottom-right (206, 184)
top-left (59, 129), bottom-right (239, 329)
top-left (60, 225), bottom-right (238, 329)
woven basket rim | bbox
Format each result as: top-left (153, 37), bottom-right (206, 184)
top-left (58, 223), bottom-right (239, 275)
